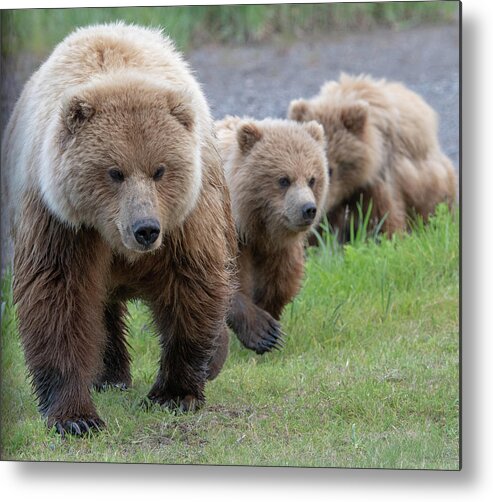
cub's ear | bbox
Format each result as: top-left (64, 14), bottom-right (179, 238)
top-left (288, 99), bottom-right (310, 122)
top-left (63, 96), bottom-right (95, 134)
top-left (237, 122), bottom-right (262, 154)
top-left (166, 89), bottom-right (195, 132)
top-left (340, 101), bottom-right (368, 136)
top-left (302, 120), bottom-right (325, 145)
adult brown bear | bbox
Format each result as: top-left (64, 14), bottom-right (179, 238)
top-left (1, 23), bottom-right (236, 436)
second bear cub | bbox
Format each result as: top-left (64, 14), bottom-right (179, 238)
top-left (216, 116), bottom-right (328, 354)
top-left (288, 74), bottom-right (457, 242)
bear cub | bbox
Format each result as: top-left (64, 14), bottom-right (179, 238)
top-left (2, 24), bottom-right (236, 436)
top-left (215, 116), bottom-right (329, 354)
top-left (288, 73), bottom-right (457, 242)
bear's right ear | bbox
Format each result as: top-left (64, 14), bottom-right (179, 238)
top-left (288, 99), bottom-right (310, 122)
top-left (340, 101), bottom-right (369, 136)
top-left (237, 122), bottom-right (262, 154)
top-left (63, 96), bottom-right (95, 135)
top-left (166, 89), bottom-right (195, 132)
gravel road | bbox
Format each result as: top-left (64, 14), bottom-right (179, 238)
top-left (0, 23), bottom-right (459, 264)
top-left (189, 24), bottom-right (459, 170)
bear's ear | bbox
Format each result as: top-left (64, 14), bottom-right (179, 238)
top-left (302, 120), bottom-right (325, 145)
top-left (288, 99), bottom-right (310, 122)
top-left (166, 90), bottom-right (195, 132)
top-left (63, 96), bottom-right (95, 135)
top-left (340, 101), bottom-right (368, 136)
top-left (237, 122), bottom-right (262, 154)
top-left (320, 80), bottom-right (338, 95)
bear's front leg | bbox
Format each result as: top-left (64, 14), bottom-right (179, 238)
top-left (146, 267), bottom-right (230, 411)
top-left (13, 195), bottom-right (111, 435)
top-left (227, 291), bottom-right (284, 354)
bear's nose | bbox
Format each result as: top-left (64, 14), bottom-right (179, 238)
top-left (132, 218), bottom-right (161, 247)
top-left (301, 203), bottom-right (317, 224)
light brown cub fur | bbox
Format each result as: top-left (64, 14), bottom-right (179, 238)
top-left (2, 24), bottom-right (236, 436)
top-left (288, 74), bottom-right (457, 241)
top-left (215, 116), bottom-right (328, 353)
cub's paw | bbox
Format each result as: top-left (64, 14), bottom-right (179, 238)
top-left (144, 392), bottom-right (203, 413)
top-left (50, 417), bottom-right (105, 437)
top-left (239, 309), bottom-right (286, 355)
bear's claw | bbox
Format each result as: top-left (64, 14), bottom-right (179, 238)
top-left (144, 393), bottom-right (203, 413)
top-left (53, 417), bottom-right (105, 437)
top-left (252, 323), bottom-right (286, 354)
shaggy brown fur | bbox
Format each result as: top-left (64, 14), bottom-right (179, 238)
top-left (215, 116), bottom-right (328, 353)
top-left (288, 74), bottom-right (457, 242)
top-left (3, 24), bottom-right (236, 436)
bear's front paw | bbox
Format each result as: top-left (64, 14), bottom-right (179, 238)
top-left (145, 392), bottom-right (203, 413)
top-left (50, 416), bottom-right (105, 437)
top-left (239, 309), bottom-right (285, 355)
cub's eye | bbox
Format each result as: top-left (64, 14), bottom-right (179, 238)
top-left (329, 168), bottom-right (333, 178)
top-left (153, 165), bottom-right (165, 181)
top-left (339, 162), bottom-right (353, 171)
top-left (308, 177), bottom-right (316, 188)
top-left (279, 177), bottom-right (291, 188)
top-left (108, 168), bottom-right (124, 182)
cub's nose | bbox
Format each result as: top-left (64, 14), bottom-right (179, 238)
top-left (301, 203), bottom-right (317, 224)
top-left (132, 218), bottom-right (160, 247)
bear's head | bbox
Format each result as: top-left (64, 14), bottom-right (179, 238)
top-left (288, 88), bottom-right (380, 211)
top-left (226, 118), bottom-right (328, 245)
top-left (41, 74), bottom-right (202, 258)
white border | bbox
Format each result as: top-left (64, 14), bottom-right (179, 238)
top-left (2, 0), bottom-right (492, 501)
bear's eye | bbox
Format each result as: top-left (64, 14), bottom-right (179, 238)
top-left (279, 177), bottom-right (291, 188)
top-left (153, 165), bottom-right (165, 181)
top-left (339, 162), bottom-right (353, 171)
top-left (308, 177), bottom-right (316, 188)
top-left (328, 168), bottom-right (333, 178)
top-left (108, 168), bottom-right (124, 182)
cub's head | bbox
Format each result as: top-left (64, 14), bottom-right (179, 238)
top-left (288, 87), bottom-right (379, 211)
top-left (43, 74), bottom-right (202, 258)
top-left (225, 118), bottom-right (328, 243)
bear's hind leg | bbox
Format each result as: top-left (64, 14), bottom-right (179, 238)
top-left (94, 300), bottom-right (132, 391)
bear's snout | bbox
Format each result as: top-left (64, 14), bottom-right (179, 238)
top-left (301, 202), bottom-right (317, 224)
top-left (132, 218), bottom-right (161, 248)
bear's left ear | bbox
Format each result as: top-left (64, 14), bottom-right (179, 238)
top-left (302, 121), bottom-right (325, 145)
top-left (340, 101), bottom-right (369, 136)
top-left (237, 122), bottom-right (262, 154)
top-left (288, 99), bottom-right (310, 122)
top-left (63, 96), bottom-right (95, 135)
top-left (166, 89), bottom-right (195, 132)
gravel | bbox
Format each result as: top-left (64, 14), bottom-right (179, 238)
top-left (188, 24), bottom-right (460, 169)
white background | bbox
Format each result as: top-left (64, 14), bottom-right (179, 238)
top-left (0, 0), bottom-right (490, 500)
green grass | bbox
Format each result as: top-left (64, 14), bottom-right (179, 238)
top-left (0, 205), bottom-right (459, 468)
top-left (1, 2), bottom-right (459, 56)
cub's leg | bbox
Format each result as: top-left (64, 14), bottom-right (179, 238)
top-left (14, 192), bottom-right (110, 436)
top-left (366, 180), bottom-right (406, 237)
top-left (253, 245), bottom-right (305, 321)
top-left (227, 290), bottom-right (283, 355)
